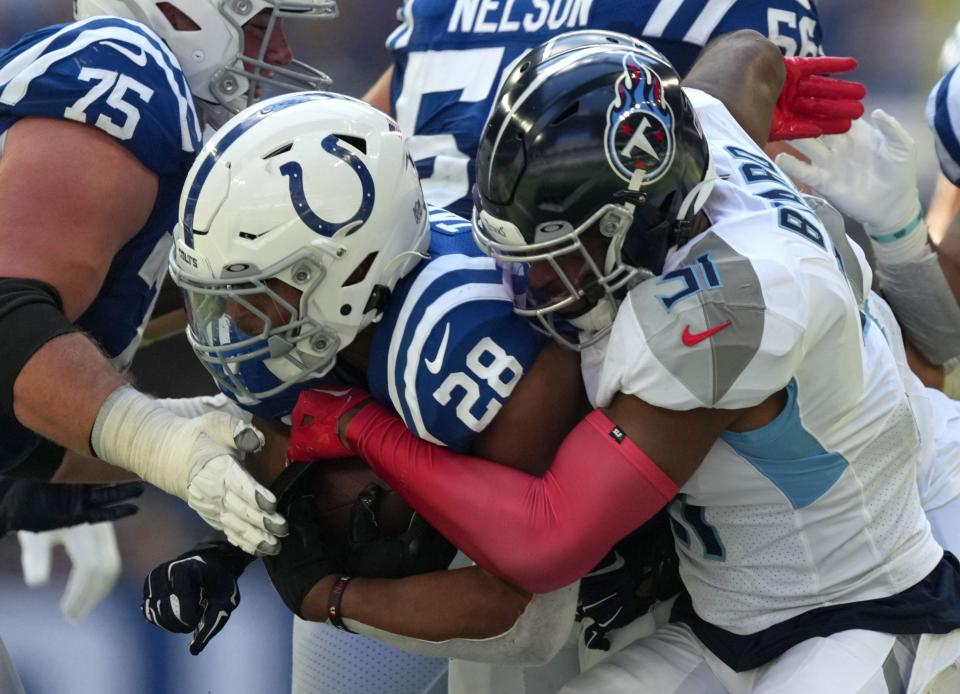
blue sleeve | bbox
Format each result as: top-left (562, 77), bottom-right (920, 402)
top-left (0, 18), bottom-right (201, 176)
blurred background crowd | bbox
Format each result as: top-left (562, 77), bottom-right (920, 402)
top-left (0, 1), bottom-right (958, 692)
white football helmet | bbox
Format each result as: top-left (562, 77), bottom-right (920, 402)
top-left (169, 92), bottom-right (429, 403)
top-left (74, 0), bottom-right (335, 123)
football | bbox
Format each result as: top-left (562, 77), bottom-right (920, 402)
top-left (309, 457), bottom-right (415, 547)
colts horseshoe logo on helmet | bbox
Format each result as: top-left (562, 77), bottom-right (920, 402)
top-left (604, 53), bottom-right (676, 184)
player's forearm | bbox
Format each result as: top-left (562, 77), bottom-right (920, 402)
top-left (52, 449), bottom-right (138, 484)
top-left (13, 333), bottom-right (125, 456)
top-left (683, 29), bottom-right (784, 149)
top-left (344, 575), bottom-right (577, 665)
top-left (344, 404), bottom-right (677, 593)
top-left (302, 566), bottom-right (531, 640)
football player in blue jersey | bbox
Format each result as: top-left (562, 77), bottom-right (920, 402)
top-left (364, 0), bottom-right (826, 219)
top-left (145, 90), bottom-right (586, 691)
top-left (0, 0), bottom-right (337, 619)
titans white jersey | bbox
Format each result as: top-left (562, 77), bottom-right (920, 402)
top-left (0, 17), bottom-right (201, 470)
top-left (583, 89), bottom-right (941, 635)
top-left (368, 206), bottom-right (544, 452)
top-left (387, 0), bottom-right (824, 217)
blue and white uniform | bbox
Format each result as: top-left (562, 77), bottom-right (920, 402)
top-left (368, 206), bottom-right (543, 452)
top-left (226, 206), bottom-right (543, 694)
top-left (0, 17), bottom-right (201, 470)
top-left (387, 0), bottom-right (824, 216)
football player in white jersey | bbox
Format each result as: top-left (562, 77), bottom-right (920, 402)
top-left (287, 32), bottom-right (960, 692)
top-left (1, 0), bottom-right (333, 621)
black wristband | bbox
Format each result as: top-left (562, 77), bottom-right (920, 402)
top-left (327, 574), bottom-right (355, 633)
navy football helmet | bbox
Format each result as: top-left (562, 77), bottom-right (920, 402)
top-left (473, 33), bottom-right (714, 347)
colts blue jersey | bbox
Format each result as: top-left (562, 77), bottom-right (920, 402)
top-left (388, 0), bottom-right (824, 216)
top-left (368, 207), bottom-right (544, 452)
top-left (219, 207), bottom-right (543, 453)
top-left (0, 17), bottom-right (201, 469)
top-left (0, 17), bottom-right (202, 364)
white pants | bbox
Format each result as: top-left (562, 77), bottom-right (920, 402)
top-left (558, 622), bottom-right (960, 694)
top-left (291, 617), bottom-right (448, 694)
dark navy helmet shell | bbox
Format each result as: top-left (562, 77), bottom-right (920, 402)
top-left (473, 35), bottom-right (714, 348)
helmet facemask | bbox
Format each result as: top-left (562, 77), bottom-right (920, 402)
top-left (172, 248), bottom-right (342, 403)
top-left (169, 92), bottom-right (429, 406)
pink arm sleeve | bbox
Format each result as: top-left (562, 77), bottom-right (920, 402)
top-left (346, 404), bottom-right (678, 593)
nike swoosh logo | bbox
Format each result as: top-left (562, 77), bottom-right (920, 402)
top-left (101, 40), bottom-right (148, 67)
top-left (424, 323), bottom-right (451, 375)
top-left (681, 321), bottom-right (731, 347)
top-left (587, 551), bottom-right (626, 577)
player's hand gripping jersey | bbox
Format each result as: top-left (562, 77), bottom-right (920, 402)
top-left (388, 0), bottom-right (824, 216)
top-left (583, 88), bottom-right (942, 635)
top-left (0, 17), bottom-right (202, 467)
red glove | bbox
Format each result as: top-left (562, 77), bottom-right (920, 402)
top-left (287, 387), bottom-right (373, 462)
top-left (769, 56), bottom-right (866, 141)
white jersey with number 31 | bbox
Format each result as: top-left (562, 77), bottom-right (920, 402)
top-left (582, 88), bottom-right (942, 635)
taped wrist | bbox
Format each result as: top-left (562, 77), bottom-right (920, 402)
top-left (262, 463), bottom-right (344, 617)
top-left (91, 385), bottom-right (216, 498)
top-left (865, 204), bottom-right (925, 250)
top-left (0, 278), bottom-right (78, 419)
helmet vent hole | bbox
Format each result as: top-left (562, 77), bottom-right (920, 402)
top-left (335, 135), bottom-right (367, 155)
top-left (519, 61), bottom-right (531, 73)
top-left (343, 252), bottom-right (378, 287)
top-left (605, 36), bottom-right (621, 44)
top-left (263, 142), bottom-right (294, 159)
top-left (156, 2), bottom-right (201, 31)
top-left (550, 101), bottom-right (579, 126)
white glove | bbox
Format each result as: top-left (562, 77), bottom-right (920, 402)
top-left (775, 109), bottom-right (921, 236)
top-left (18, 522), bottom-right (121, 623)
top-left (91, 386), bottom-right (287, 556)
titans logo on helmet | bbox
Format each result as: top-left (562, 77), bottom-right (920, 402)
top-left (604, 53), bottom-right (675, 184)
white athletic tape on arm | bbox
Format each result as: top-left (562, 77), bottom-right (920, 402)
top-left (91, 385), bottom-right (232, 499)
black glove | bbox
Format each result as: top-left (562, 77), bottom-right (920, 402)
top-left (262, 463), bottom-right (345, 617)
top-left (141, 539), bottom-right (254, 655)
top-left (0, 478), bottom-right (142, 535)
top-left (577, 547), bottom-right (645, 651)
top-left (578, 509), bottom-right (681, 652)
top-left (345, 483), bottom-right (457, 579)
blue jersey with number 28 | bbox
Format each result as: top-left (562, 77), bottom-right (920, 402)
top-left (367, 206), bottom-right (544, 452)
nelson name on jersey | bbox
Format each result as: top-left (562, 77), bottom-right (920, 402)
top-left (448, 0), bottom-right (594, 34)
